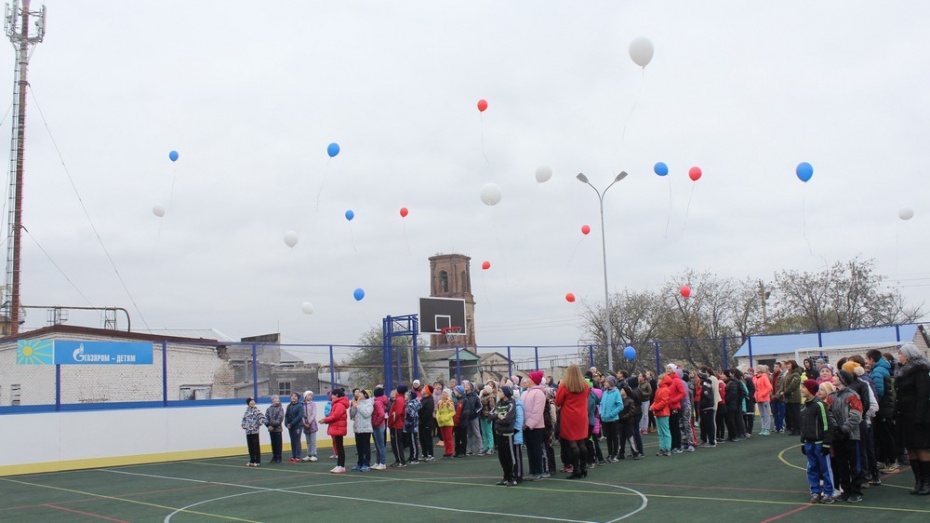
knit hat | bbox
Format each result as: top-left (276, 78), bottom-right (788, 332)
top-left (501, 386), bottom-right (513, 398)
top-left (421, 384), bottom-right (432, 396)
top-left (528, 371), bottom-right (544, 385)
top-left (373, 386), bottom-right (384, 397)
top-left (819, 365), bottom-right (833, 374)
top-left (397, 385), bottom-right (408, 394)
top-left (304, 390), bottom-right (313, 398)
top-left (802, 379), bottom-right (819, 396)
top-left (838, 369), bottom-right (855, 387)
top-left (841, 361), bottom-right (861, 375)
top-left (606, 376), bottom-right (619, 388)
top-left (455, 385), bottom-right (465, 395)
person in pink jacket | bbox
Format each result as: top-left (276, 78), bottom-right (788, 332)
top-left (752, 366), bottom-right (774, 435)
top-left (319, 388), bottom-right (349, 474)
top-left (521, 370), bottom-right (548, 481)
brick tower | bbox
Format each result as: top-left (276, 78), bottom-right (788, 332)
top-left (428, 253), bottom-right (476, 347)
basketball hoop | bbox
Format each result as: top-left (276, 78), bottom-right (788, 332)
top-left (440, 326), bottom-right (462, 345)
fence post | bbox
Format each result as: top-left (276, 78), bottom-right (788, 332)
top-left (252, 344), bottom-right (259, 399)
top-left (653, 341), bottom-right (661, 375)
top-left (747, 337), bottom-right (753, 370)
top-left (588, 345), bottom-right (594, 369)
top-left (722, 338), bottom-right (728, 371)
top-left (535, 347), bottom-right (540, 372)
top-left (55, 364), bottom-right (61, 411)
top-left (507, 346), bottom-right (512, 378)
top-left (162, 341), bottom-right (168, 405)
top-left (455, 347), bottom-right (461, 382)
top-left (329, 345), bottom-right (336, 391)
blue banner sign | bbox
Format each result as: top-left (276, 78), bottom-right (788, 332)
top-left (17, 340), bottom-right (153, 365)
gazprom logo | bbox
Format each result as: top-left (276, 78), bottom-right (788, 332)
top-left (70, 343), bottom-right (111, 363)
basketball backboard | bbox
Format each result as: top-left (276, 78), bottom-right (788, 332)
top-left (419, 297), bottom-right (467, 335)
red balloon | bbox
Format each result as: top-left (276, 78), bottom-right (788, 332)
top-left (565, 292), bottom-right (576, 303)
top-left (688, 166), bottom-right (702, 182)
top-left (477, 99), bottom-right (488, 112)
top-left (581, 224), bottom-right (591, 235)
top-left (680, 285), bottom-right (691, 298)
top-left (481, 260), bottom-right (491, 270)
top-left (399, 207), bottom-right (409, 218)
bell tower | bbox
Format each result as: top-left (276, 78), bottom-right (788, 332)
top-left (428, 253), bottom-right (476, 347)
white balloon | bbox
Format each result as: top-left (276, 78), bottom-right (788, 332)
top-left (480, 183), bottom-right (502, 206)
top-left (301, 302), bottom-right (314, 314)
top-left (535, 166), bottom-right (553, 183)
top-left (629, 37), bottom-right (654, 68)
top-left (899, 208), bottom-right (914, 221)
top-left (152, 204), bottom-right (165, 217)
top-left (283, 231), bottom-right (299, 248)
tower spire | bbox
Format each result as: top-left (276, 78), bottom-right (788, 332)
top-left (4, 0), bottom-right (46, 334)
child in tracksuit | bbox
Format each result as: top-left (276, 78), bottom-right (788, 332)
top-left (404, 391), bottom-right (421, 463)
top-left (800, 379), bottom-right (836, 504)
top-left (493, 386), bottom-right (518, 486)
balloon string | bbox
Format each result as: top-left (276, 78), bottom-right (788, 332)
top-left (480, 122), bottom-right (491, 166)
top-left (664, 175), bottom-right (673, 238)
top-left (316, 161), bottom-right (330, 212)
top-left (403, 220), bottom-right (410, 253)
top-left (802, 193), bottom-right (812, 255)
top-left (349, 222), bottom-right (357, 253)
top-left (565, 236), bottom-right (585, 267)
top-left (682, 183), bottom-right (695, 231)
top-left (613, 68), bottom-right (645, 166)
top-left (168, 165), bottom-right (177, 209)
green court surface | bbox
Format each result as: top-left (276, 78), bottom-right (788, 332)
top-left (1, 433), bottom-right (927, 522)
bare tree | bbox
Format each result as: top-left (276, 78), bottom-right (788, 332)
top-left (772, 257), bottom-right (923, 331)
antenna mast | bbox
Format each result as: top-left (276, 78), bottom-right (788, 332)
top-left (3, 0), bottom-right (45, 335)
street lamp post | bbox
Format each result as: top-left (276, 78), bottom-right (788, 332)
top-left (576, 171), bottom-right (628, 373)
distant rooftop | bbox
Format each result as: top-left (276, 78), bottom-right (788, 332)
top-left (734, 324), bottom-right (920, 358)
top-left (136, 328), bottom-right (235, 342)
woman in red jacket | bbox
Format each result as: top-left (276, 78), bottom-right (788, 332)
top-left (319, 388), bottom-right (350, 474)
top-left (555, 364), bottom-right (591, 479)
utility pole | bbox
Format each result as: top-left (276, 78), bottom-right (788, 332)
top-left (4, 0), bottom-right (46, 334)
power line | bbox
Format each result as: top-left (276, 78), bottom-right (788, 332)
top-left (28, 87), bottom-right (150, 330)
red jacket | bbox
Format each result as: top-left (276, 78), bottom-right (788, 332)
top-left (651, 376), bottom-right (672, 417)
top-left (372, 395), bottom-right (387, 428)
top-left (555, 383), bottom-right (590, 441)
top-left (322, 395), bottom-right (349, 437)
top-left (667, 373), bottom-right (686, 410)
top-left (389, 394), bottom-right (406, 430)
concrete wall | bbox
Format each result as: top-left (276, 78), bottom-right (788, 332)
top-left (0, 399), bottom-right (346, 476)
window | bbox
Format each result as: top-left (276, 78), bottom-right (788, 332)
top-left (179, 385), bottom-right (212, 400)
top-left (278, 382), bottom-right (292, 397)
top-left (11, 384), bottom-right (21, 406)
top-left (440, 271), bottom-right (448, 293)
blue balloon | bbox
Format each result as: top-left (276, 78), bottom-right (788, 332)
top-left (654, 162), bottom-right (668, 177)
top-left (345, 210), bottom-right (354, 221)
top-left (796, 162), bottom-right (813, 183)
top-left (623, 346), bottom-right (636, 360)
top-left (327, 142), bottom-right (340, 158)
top-left (353, 288), bottom-right (365, 301)
top-left (169, 150), bottom-right (179, 162)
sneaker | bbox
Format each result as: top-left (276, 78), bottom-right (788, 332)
top-left (424, 456), bottom-right (435, 462)
top-left (869, 477), bottom-right (882, 486)
top-left (819, 494), bottom-right (835, 504)
top-left (880, 464), bottom-right (899, 473)
top-left (684, 446), bottom-right (695, 452)
top-left (409, 460), bottom-right (420, 465)
top-left (671, 448), bottom-right (683, 454)
top-left (847, 494), bottom-right (863, 503)
top-left (309, 456), bottom-right (318, 462)
top-left (540, 472), bottom-right (551, 478)
top-left (331, 466), bottom-right (347, 474)
top-left (810, 494), bottom-right (822, 504)
top-left (330, 454), bottom-right (338, 459)
top-left (350, 465), bottom-right (362, 471)
top-left (360, 466), bottom-right (371, 472)
top-left (396, 463), bottom-right (407, 468)
top-left (302, 456), bottom-right (312, 462)
top-left (507, 480), bottom-right (518, 486)
top-left (496, 479), bottom-right (509, 485)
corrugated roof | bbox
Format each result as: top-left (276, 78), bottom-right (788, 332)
top-left (734, 324), bottom-right (919, 358)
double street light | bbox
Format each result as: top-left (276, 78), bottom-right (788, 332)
top-left (576, 171), bottom-right (628, 373)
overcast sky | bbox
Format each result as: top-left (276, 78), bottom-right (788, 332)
top-left (1, 1), bottom-right (927, 350)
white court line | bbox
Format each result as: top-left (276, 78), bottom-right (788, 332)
top-left (102, 469), bottom-right (606, 523)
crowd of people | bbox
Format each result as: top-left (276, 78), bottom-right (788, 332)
top-left (240, 342), bottom-right (930, 502)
